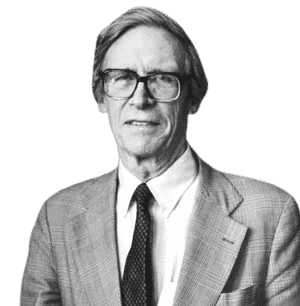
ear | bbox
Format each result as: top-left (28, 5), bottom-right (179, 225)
top-left (94, 85), bottom-right (108, 113)
top-left (188, 102), bottom-right (200, 114)
top-left (187, 80), bottom-right (202, 114)
top-left (97, 102), bottom-right (107, 113)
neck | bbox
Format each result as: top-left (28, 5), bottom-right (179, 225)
top-left (119, 142), bottom-right (188, 182)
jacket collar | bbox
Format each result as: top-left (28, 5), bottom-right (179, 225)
top-left (196, 154), bottom-right (243, 216)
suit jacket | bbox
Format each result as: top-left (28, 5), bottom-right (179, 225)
top-left (21, 157), bottom-right (300, 305)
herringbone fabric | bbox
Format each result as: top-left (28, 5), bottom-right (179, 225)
top-left (121, 183), bottom-right (153, 305)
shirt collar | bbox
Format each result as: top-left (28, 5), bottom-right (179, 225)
top-left (147, 146), bottom-right (197, 217)
top-left (118, 145), bottom-right (198, 217)
top-left (118, 161), bottom-right (142, 218)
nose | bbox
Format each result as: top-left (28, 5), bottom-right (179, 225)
top-left (129, 82), bottom-right (153, 109)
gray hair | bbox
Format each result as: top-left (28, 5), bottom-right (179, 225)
top-left (92, 6), bottom-right (208, 112)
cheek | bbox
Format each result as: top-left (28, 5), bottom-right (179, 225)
top-left (105, 104), bottom-right (121, 135)
top-left (165, 104), bottom-right (184, 132)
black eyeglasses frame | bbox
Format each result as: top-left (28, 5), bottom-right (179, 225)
top-left (98, 69), bottom-right (191, 102)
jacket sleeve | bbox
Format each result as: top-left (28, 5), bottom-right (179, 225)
top-left (21, 203), bottom-right (62, 305)
top-left (266, 196), bottom-right (300, 305)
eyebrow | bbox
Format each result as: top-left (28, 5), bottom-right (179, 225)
top-left (147, 68), bottom-right (180, 74)
top-left (105, 68), bottom-right (180, 76)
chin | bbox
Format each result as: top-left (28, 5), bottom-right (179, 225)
top-left (126, 144), bottom-right (160, 159)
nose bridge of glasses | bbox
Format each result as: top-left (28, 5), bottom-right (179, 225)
top-left (137, 75), bottom-right (149, 85)
top-left (132, 75), bottom-right (152, 98)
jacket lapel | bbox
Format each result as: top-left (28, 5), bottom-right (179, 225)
top-left (174, 159), bottom-right (248, 306)
top-left (68, 169), bottom-right (122, 306)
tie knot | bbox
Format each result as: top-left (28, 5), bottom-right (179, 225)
top-left (134, 183), bottom-right (152, 205)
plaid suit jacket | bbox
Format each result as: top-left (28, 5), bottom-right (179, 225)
top-left (21, 157), bottom-right (300, 305)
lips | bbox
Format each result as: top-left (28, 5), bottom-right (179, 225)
top-left (125, 120), bottom-right (159, 126)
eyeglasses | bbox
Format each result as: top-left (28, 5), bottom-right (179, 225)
top-left (99, 69), bottom-right (190, 102)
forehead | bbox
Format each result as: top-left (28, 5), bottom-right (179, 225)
top-left (102, 26), bottom-right (186, 72)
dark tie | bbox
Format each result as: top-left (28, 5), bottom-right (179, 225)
top-left (121, 183), bottom-right (153, 306)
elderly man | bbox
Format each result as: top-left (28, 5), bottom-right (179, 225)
top-left (21, 6), bottom-right (300, 306)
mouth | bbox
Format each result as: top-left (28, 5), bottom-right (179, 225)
top-left (125, 120), bottom-right (159, 127)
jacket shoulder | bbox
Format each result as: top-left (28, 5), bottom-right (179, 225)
top-left (41, 169), bottom-right (117, 223)
top-left (225, 172), bottom-right (293, 203)
top-left (222, 172), bottom-right (297, 221)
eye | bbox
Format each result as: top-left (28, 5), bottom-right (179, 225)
top-left (151, 74), bottom-right (176, 83)
top-left (158, 74), bottom-right (175, 82)
top-left (148, 74), bottom-right (178, 87)
top-left (115, 73), bottom-right (135, 82)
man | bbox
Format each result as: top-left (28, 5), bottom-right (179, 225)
top-left (21, 6), bottom-right (300, 306)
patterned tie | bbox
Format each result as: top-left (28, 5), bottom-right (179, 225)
top-left (121, 183), bottom-right (153, 306)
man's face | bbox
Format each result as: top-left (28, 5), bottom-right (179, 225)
top-left (99, 26), bottom-right (191, 162)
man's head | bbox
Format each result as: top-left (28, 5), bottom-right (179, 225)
top-left (92, 7), bottom-right (208, 169)
top-left (92, 7), bottom-right (207, 112)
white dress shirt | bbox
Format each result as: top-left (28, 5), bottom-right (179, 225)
top-left (117, 146), bottom-right (199, 305)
